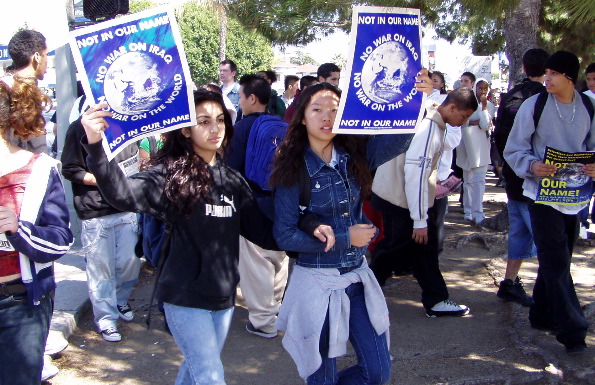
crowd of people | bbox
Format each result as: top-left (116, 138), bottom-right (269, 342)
top-left (0, 27), bottom-right (593, 385)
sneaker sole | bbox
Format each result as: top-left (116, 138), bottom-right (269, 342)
top-left (497, 293), bottom-right (533, 307)
top-left (119, 313), bottom-right (134, 322)
top-left (426, 308), bottom-right (470, 318)
top-left (101, 333), bottom-right (122, 342)
top-left (245, 324), bottom-right (277, 338)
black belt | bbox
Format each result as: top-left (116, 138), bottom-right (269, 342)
top-left (0, 282), bottom-right (27, 297)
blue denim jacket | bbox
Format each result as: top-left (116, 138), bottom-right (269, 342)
top-left (273, 134), bottom-right (413, 268)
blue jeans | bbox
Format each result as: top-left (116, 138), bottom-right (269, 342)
top-left (507, 200), bottom-right (537, 260)
top-left (81, 212), bottom-right (141, 331)
top-left (164, 303), bottom-right (234, 385)
top-left (0, 292), bottom-right (52, 385)
top-left (307, 283), bottom-right (391, 385)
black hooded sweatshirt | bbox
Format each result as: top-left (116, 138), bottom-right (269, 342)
top-left (82, 138), bottom-right (278, 310)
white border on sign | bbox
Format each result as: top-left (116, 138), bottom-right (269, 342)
top-left (333, 6), bottom-right (426, 135)
top-left (68, 6), bottom-right (197, 161)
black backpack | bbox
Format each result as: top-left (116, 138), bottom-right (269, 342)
top-left (493, 80), bottom-right (545, 156)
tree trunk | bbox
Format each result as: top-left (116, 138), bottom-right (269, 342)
top-left (218, 1), bottom-right (227, 62)
top-left (503, 0), bottom-right (541, 89)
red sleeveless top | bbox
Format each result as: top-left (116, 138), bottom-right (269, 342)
top-left (0, 153), bottom-right (39, 281)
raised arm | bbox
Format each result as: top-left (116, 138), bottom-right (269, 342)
top-left (80, 103), bottom-right (168, 221)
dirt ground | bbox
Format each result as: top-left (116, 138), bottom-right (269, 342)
top-left (46, 175), bottom-right (594, 385)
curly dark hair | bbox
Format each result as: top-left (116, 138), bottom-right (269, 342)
top-left (269, 82), bottom-right (372, 199)
top-left (0, 83), bottom-right (11, 139)
top-left (10, 76), bottom-right (51, 140)
top-left (151, 90), bottom-right (234, 217)
top-left (7, 30), bottom-right (46, 71)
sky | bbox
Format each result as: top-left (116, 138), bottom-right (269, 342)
top-left (0, 0), bottom-right (70, 49)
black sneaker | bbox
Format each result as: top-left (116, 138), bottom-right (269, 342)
top-left (497, 277), bottom-right (533, 307)
top-left (245, 321), bottom-right (277, 338)
top-left (565, 342), bottom-right (587, 355)
top-left (117, 303), bottom-right (134, 322)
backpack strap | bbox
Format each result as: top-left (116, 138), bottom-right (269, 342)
top-left (297, 157), bottom-right (311, 214)
top-left (532, 91), bottom-right (548, 128)
top-left (578, 92), bottom-right (595, 122)
top-left (533, 91), bottom-right (594, 127)
top-left (148, 135), bottom-right (158, 157)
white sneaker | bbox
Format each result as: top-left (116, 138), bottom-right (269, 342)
top-left (578, 225), bottom-right (588, 240)
top-left (101, 327), bottom-right (122, 342)
top-left (45, 332), bottom-right (68, 355)
top-left (426, 299), bottom-right (470, 317)
top-left (41, 355), bottom-right (59, 381)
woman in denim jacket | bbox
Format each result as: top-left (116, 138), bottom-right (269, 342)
top-left (270, 79), bottom-right (430, 385)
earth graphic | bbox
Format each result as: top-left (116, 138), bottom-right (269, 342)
top-left (104, 52), bottom-right (164, 115)
top-left (554, 162), bottom-right (590, 188)
top-left (361, 41), bottom-right (409, 104)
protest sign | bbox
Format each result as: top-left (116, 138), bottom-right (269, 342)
top-left (69, 6), bottom-right (196, 160)
top-left (334, 6), bottom-right (425, 134)
top-left (535, 146), bottom-right (595, 205)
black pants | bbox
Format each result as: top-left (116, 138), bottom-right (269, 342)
top-left (370, 194), bottom-right (449, 310)
top-left (432, 197), bottom-right (448, 254)
top-left (528, 202), bottom-right (588, 347)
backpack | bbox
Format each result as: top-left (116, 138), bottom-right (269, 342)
top-left (245, 114), bottom-right (289, 191)
top-left (493, 80), bottom-right (545, 156)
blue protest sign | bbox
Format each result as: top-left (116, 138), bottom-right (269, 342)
top-left (69, 6), bottom-right (196, 160)
top-left (0, 46), bottom-right (10, 60)
top-left (334, 7), bottom-right (424, 134)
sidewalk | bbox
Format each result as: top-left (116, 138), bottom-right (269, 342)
top-left (47, 250), bottom-right (90, 349)
top-left (47, 178), bottom-right (595, 384)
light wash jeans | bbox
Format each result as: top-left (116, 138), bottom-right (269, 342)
top-left (81, 212), bottom-right (141, 331)
top-left (462, 165), bottom-right (488, 223)
top-left (164, 302), bottom-right (234, 385)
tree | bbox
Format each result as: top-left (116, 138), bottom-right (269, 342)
top-left (290, 51), bottom-right (318, 66)
top-left (177, 2), bottom-right (273, 85)
top-left (129, 0), bottom-right (274, 85)
top-left (228, 0), bottom-right (441, 45)
top-left (229, 0), bottom-right (594, 88)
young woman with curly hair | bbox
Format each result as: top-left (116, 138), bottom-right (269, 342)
top-left (0, 81), bottom-right (73, 384)
top-left (270, 77), bottom-right (431, 384)
top-left (80, 90), bottom-right (278, 385)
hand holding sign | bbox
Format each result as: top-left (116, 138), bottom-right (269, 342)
top-left (415, 69), bottom-right (432, 96)
top-left (82, 103), bottom-right (113, 144)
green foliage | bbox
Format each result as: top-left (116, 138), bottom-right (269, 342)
top-left (128, 0), bottom-right (156, 13)
top-left (539, 0), bottom-right (595, 67)
top-left (227, 0), bottom-right (442, 45)
top-left (177, 2), bottom-right (273, 85)
top-left (290, 51), bottom-right (318, 66)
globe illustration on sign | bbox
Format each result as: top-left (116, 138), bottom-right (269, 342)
top-left (104, 52), bottom-right (164, 115)
top-left (361, 41), bottom-right (409, 104)
top-left (554, 163), bottom-right (590, 188)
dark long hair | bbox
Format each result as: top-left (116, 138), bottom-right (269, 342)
top-left (269, 82), bottom-right (372, 199)
top-left (432, 71), bottom-right (447, 94)
top-left (152, 90), bottom-right (234, 217)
